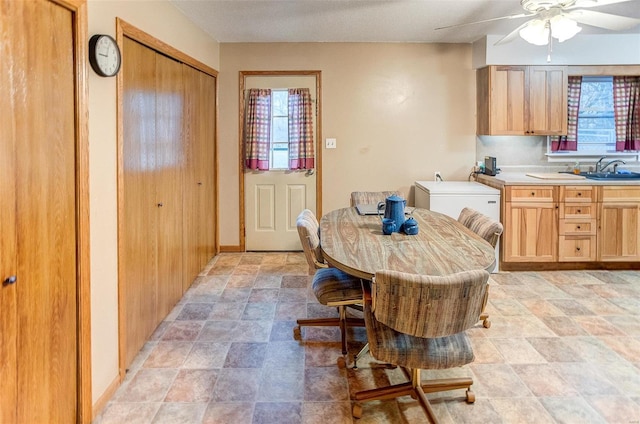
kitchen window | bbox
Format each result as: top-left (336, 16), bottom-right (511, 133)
top-left (547, 75), bottom-right (638, 162)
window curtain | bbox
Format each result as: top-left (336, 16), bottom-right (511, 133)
top-left (288, 88), bottom-right (315, 170)
top-left (613, 76), bottom-right (640, 151)
top-left (244, 88), bottom-right (271, 170)
top-left (551, 76), bottom-right (582, 152)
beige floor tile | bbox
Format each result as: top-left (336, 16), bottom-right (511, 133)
top-left (97, 253), bottom-right (640, 424)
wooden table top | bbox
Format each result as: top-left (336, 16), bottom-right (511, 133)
top-left (320, 207), bottom-right (496, 279)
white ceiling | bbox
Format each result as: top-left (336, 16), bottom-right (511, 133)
top-left (169, 0), bottom-right (640, 44)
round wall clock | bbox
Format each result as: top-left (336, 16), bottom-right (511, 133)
top-left (88, 34), bottom-right (121, 77)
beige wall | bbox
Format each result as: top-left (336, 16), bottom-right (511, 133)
top-left (87, 0), bottom-right (219, 405)
top-left (219, 43), bottom-right (476, 247)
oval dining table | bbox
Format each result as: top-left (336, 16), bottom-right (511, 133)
top-left (319, 207), bottom-right (496, 280)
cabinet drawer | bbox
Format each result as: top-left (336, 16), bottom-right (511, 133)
top-left (559, 203), bottom-right (596, 219)
top-left (600, 186), bottom-right (640, 202)
top-left (559, 219), bottom-right (596, 235)
top-left (506, 186), bottom-right (556, 202)
top-left (559, 236), bottom-right (596, 262)
top-left (560, 186), bottom-right (596, 203)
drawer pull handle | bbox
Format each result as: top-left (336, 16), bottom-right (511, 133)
top-left (576, 247), bottom-right (581, 251)
top-left (578, 193), bottom-right (582, 196)
top-left (531, 192), bottom-right (535, 196)
top-left (577, 225), bottom-right (581, 229)
top-left (577, 209), bottom-right (581, 213)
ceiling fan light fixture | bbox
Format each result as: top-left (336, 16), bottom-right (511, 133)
top-left (519, 19), bottom-right (550, 45)
top-left (550, 15), bottom-right (582, 42)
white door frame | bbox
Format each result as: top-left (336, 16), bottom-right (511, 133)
top-left (238, 71), bottom-right (322, 251)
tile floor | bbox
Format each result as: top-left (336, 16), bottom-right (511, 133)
top-left (94, 252), bottom-right (640, 423)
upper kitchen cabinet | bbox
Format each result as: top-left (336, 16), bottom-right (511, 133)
top-left (477, 65), bottom-right (568, 136)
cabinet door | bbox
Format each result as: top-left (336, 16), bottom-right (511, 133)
top-left (489, 66), bottom-right (527, 135)
top-left (528, 66), bottom-right (567, 135)
top-left (504, 202), bottom-right (558, 262)
top-left (599, 202), bottom-right (640, 261)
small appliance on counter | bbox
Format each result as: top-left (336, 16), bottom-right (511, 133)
top-left (483, 156), bottom-right (497, 176)
top-left (415, 181), bottom-right (500, 272)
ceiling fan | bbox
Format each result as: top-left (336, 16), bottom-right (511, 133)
top-left (436, 0), bottom-right (640, 47)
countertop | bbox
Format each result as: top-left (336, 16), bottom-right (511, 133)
top-left (476, 172), bottom-right (640, 187)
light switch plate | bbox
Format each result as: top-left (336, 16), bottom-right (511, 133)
top-left (326, 138), bottom-right (337, 149)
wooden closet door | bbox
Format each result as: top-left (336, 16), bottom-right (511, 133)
top-left (0, 1), bottom-right (19, 420)
top-left (182, 66), bottom-right (216, 286)
top-left (122, 37), bottom-right (158, 367)
top-left (1, 0), bottom-right (77, 421)
top-left (155, 53), bottom-right (184, 319)
top-left (181, 64), bottom-right (202, 289)
top-left (200, 71), bottom-right (217, 265)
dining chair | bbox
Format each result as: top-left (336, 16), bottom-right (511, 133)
top-left (294, 209), bottom-right (365, 357)
top-left (352, 269), bottom-right (490, 422)
top-left (350, 190), bottom-right (400, 207)
top-left (457, 207), bottom-right (503, 328)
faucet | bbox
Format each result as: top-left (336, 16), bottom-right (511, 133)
top-left (594, 156), bottom-right (607, 172)
top-left (601, 159), bottom-right (626, 173)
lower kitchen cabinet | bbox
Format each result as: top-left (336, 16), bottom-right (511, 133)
top-left (501, 184), bottom-right (640, 267)
top-left (503, 186), bottom-right (558, 262)
top-left (558, 186), bottom-right (597, 262)
top-left (599, 186), bottom-right (640, 261)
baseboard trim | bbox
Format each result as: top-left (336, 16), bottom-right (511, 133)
top-left (220, 245), bottom-right (243, 252)
top-left (92, 374), bottom-right (121, 420)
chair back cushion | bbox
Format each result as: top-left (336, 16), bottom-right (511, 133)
top-left (457, 207), bottom-right (503, 248)
top-left (372, 269), bottom-right (489, 338)
top-left (296, 209), bottom-right (325, 269)
top-left (350, 191), bottom-right (400, 207)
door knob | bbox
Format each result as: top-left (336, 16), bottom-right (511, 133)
top-left (3, 275), bottom-right (17, 286)
top-left (305, 169), bottom-right (315, 176)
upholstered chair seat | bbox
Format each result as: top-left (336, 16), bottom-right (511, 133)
top-left (294, 209), bottom-right (365, 357)
top-left (352, 268), bottom-right (490, 422)
top-left (458, 207), bottom-right (503, 328)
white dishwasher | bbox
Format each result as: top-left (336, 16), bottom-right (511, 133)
top-left (415, 181), bottom-right (501, 272)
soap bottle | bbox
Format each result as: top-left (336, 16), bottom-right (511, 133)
top-left (573, 161), bottom-right (580, 174)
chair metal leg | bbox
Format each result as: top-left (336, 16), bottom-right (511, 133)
top-left (294, 305), bottom-right (364, 355)
top-left (353, 343), bottom-right (369, 369)
top-left (351, 366), bottom-right (474, 422)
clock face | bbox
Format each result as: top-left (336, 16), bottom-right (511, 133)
top-left (89, 34), bottom-right (121, 77)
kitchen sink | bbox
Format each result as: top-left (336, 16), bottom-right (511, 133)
top-left (561, 171), bottom-right (640, 180)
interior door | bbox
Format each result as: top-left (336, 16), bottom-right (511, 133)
top-left (244, 75), bottom-right (317, 251)
top-left (155, 53), bottom-right (184, 320)
top-left (122, 37), bottom-right (159, 367)
top-left (1, 0), bottom-right (78, 421)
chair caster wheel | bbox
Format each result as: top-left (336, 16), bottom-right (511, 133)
top-left (483, 319), bottom-right (491, 328)
top-left (337, 356), bottom-right (347, 369)
top-left (293, 326), bottom-right (301, 340)
top-left (352, 403), bottom-right (362, 418)
top-left (466, 389), bottom-right (475, 403)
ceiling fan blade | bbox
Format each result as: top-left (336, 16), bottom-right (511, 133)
top-left (434, 13), bottom-right (532, 30)
top-left (494, 20), bottom-right (538, 45)
top-left (569, 0), bottom-right (636, 9)
top-left (567, 9), bottom-right (640, 30)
